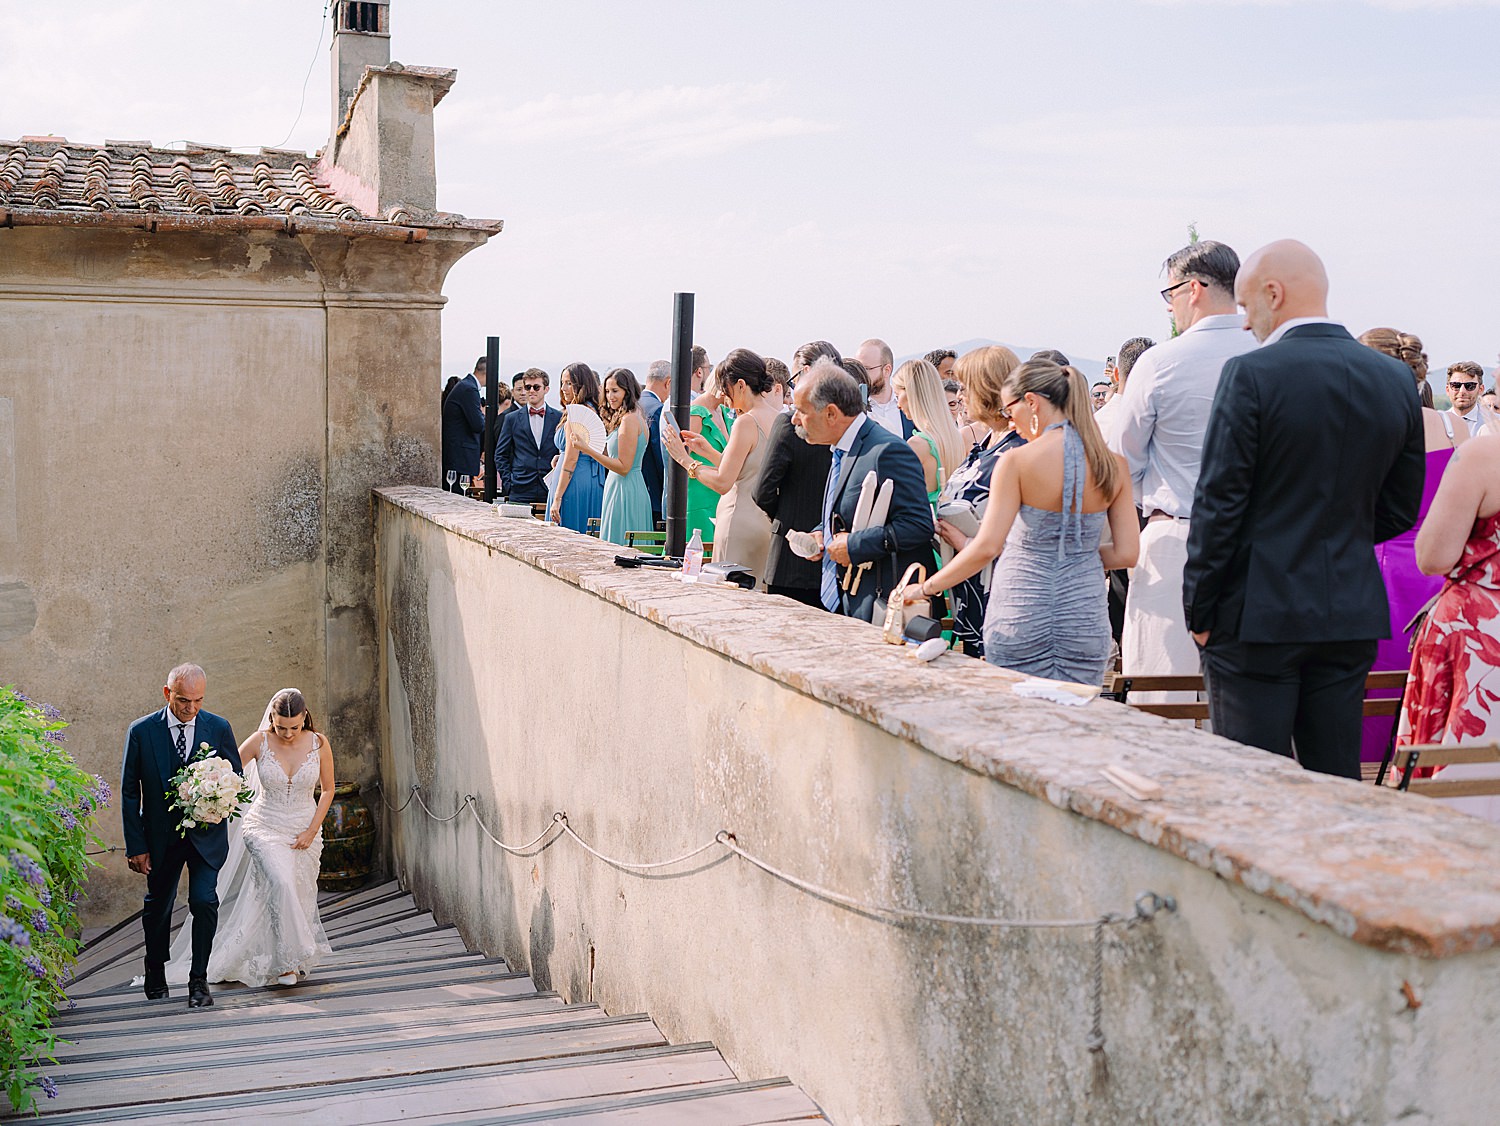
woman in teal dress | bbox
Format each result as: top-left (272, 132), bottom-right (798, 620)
top-left (550, 363), bottom-right (607, 533)
top-left (685, 373), bottom-right (732, 543)
top-left (578, 368), bottom-right (653, 545)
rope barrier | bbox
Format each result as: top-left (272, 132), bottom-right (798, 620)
top-left (374, 779), bottom-right (1177, 1060)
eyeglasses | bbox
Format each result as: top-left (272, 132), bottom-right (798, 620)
top-left (1001, 396), bottom-right (1025, 420)
top-left (1160, 278), bottom-right (1192, 304)
top-left (1449, 381), bottom-right (1480, 391)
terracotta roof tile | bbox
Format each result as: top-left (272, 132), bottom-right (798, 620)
top-left (0, 138), bottom-right (499, 236)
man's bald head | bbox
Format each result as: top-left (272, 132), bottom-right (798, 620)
top-left (163, 663), bottom-right (206, 723)
top-left (1234, 239), bottom-right (1330, 343)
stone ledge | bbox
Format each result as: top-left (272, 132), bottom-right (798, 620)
top-left (377, 485), bottom-right (1500, 959)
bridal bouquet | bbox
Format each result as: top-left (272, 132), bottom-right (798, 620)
top-left (166, 744), bottom-right (254, 836)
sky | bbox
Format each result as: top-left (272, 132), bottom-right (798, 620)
top-left (3, 0), bottom-right (1498, 380)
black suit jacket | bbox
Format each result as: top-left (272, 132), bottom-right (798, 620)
top-left (495, 405), bottom-right (562, 503)
top-left (1183, 323), bottom-right (1425, 644)
top-left (822, 418), bottom-right (935, 621)
top-left (640, 390), bottom-right (666, 520)
top-left (753, 411), bottom-right (832, 591)
top-left (441, 374), bottom-right (484, 478)
top-left (121, 708), bottom-right (242, 867)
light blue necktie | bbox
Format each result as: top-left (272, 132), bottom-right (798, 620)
top-left (821, 447), bottom-right (845, 612)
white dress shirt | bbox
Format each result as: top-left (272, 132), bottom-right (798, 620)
top-left (1105, 313), bottom-right (1259, 519)
top-left (528, 403), bottom-right (545, 446)
top-left (834, 411), bottom-right (868, 458)
top-left (867, 394), bottom-right (906, 437)
top-left (166, 711), bottom-right (197, 759)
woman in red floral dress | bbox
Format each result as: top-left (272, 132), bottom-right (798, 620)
top-left (1398, 431), bottom-right (1500, 820)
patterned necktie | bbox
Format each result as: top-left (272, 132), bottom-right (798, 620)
top-left (821, 447), bottom-right (845, 612)
top-left (174, 722), bottom-right (188, 762)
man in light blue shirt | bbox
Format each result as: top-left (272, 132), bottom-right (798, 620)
top-left (1103, 241), bottom-right (1258, 697)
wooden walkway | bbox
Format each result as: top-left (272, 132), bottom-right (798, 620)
top-left (21, 880), bottom-right (827, 1123)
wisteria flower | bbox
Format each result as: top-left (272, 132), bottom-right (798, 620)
top-left (32, 1075), bottom-right (58, 1100)
top-left (23, 954), bottom-right (45, 979)
top-left (0, 914), bottom-right (29, 947)
top-left (8, 850), bottom-right (45, 887)
top-left (30, 910), bottom-right (49, 935)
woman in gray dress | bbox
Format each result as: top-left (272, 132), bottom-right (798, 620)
top-left (906, 358), bottom-right (1139, 685)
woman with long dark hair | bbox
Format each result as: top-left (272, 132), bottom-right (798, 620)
top-left (908, 358), bottom-right (1139, 684)
top-left (550, 362), bottom-right (608, 533)
top-left (577, 368), bottom-right (654, 545)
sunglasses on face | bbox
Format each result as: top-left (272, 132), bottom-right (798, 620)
top-left (1449, 381), bottom-right (1480, 391)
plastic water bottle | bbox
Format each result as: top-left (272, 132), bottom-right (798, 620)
top-left (683, 529), bottom-right (704, 577)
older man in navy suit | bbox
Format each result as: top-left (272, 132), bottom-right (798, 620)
top-left (795, 361), bottom-right (934, 622)
top-left (494, 369), bottom-right (561, 505)
top-left (121, 663), bottom-right (240, 1007)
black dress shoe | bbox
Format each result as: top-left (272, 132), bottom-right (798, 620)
top-left (143, 980), bottom-right (169, 1000)
top-left (187, 978), bottom-right (213, 1008)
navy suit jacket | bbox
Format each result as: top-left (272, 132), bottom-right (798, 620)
top-left (495, 405), bottom-right (562, 503)
top-left (441, 374), bottom-right (484, 477)
top-left (821, 417), bottom-right (935, 621)
top-left (1184, 323), bottom-right (1425, 643)
top-left (121, 708), bottom-right (241, 867)
top-left (640, 390), bottom-right (666, 520)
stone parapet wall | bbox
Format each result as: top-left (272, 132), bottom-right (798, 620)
top-left (376, 485), bottom-right (1500, 1126)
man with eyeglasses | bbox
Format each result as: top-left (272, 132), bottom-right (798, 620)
top-left (493, 369), bottom-right (561, 505)
top-left (855, 338), bottom-right (915, 440)
top-left (1445, 361), bottom-right (1487, 438)
top-left (1104, 241), bottom-right (1257, 705)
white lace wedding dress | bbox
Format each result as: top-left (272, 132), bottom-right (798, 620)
top-left (166, 732), bottom-right (332, 986)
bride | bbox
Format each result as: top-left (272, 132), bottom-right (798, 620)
top-left (167, 688), bottom-right (335, 987)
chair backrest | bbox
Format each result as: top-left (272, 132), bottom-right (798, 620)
top-left (1392, 743), bottom-right (1500, 797)
top-left (530, 502), bottom-right (548, 521)
top-left (586, 518), bottom-right (601, 537)
top-left (1108, 670), bottom-right (1409, 726)
top-left (625, 531), bottom-right (667, 557)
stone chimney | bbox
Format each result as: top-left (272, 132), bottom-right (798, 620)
top-left (330, 1), bottom-right (390, 148)
top-left (323, 0), bottom-right (457, 219)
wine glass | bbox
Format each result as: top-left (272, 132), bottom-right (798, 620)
top-left (445, 470), bottom-right (457, 492)
top-left (459, 475), bottom-right (470, 495)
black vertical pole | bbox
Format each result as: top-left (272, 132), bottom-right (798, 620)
top-left (664, 293), bottom-right (694, 559)
top-left (484, 335), bottom-right (500, 502)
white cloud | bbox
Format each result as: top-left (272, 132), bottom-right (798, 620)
top-left (442, 83), bottom-right (835, 163)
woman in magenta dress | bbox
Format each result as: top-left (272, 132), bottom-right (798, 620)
top-left (1398, 432), bottom-right (1500, 820)
top-left (1359, 329), bottom-right (1456, 767)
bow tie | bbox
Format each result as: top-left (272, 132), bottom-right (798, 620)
top-left (529, 407), bottom-right (546, 417)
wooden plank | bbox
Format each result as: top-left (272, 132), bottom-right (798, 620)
top-left (25, 1044), bottom-right (722, 1124)
top-left (52, 988), bottom-right (562, 1043)
top-left (1396, 744), bottom-right (1500, 768)
top-left (326, 912), bottom-right (439, 946)
top-left (41, 1016), bottom-right (668, 1113)
top-left (422, 1078), bottom-right (826, 1124)
top-left (320, 897), bottom-right (422, 935)
top-left (56, 998), bottom-right (596, 1065)
top-left (59, 961), bottom-right (530, 1019)
top-left (52, 1007), bottom-right (636, 1079)
top-left (1407, 778), bottom-right (1500, 798)
top-left (65, 903), bottom-right (185, 985)
top-left (316, 878), bottom-right (401, 913)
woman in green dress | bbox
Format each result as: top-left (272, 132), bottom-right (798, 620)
top-left (685, 372), bottom-right (732, 543)
top-left (578, 368), bottom-right (654, 545)
top-left (894, 358), bottom-right (967, 506)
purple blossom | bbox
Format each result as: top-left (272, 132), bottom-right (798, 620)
top-left (0, 914), bottom-right (29, 947)
top-left (23, 955), bottom-right (45, 979)
top-left (41, 702), bottom-right (61, 720)
top-left (30, 910), bottom-right (49, 935)
top-left (43, 730), bottom-right (65, 744)
top-left (77, 793), bottom-right (93, 815)
top-left (37, 887), bottom-right (50, 907)
top-left (56, 808), bottom-right (78, 831)
top-left (92, 776), bottom-right (112, 805)
top-left (32, 1076), bottom-right (57, 1100)
top-left (7, 852), bottom-right (45, 887)
top-left (4, 895), bottom-right (22, 915)
top-left (44, 779), bottom-right (56, 792)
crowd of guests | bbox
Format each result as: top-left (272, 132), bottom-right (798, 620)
top-left (439, 237), bottom-right (1500, 819)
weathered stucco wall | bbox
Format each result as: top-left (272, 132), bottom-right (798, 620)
top-left (376, 487), bottom-right (1500, 1126)
top-left (0, 223), bottom-right (484, 922)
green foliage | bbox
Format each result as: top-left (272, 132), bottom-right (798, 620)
top-left (1170, 221), bottom-right (1203, 338)
top-left (0, 687), bottom-right (107, 1112)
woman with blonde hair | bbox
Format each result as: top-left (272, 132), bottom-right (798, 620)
top-left (892, 359), bottom-right (967, 505)
top-left (909, 358), bottom-right (1139, 683)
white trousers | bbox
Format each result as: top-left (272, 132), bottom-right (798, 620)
top-left (1122, 518), bottom-right (1199, 704)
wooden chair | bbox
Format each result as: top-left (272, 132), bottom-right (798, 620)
top-left (530, 502), bottom-right (548, 521)
top-left (1108, 671), bottom-right (1409, 773)
top-left (625, 531), bottom-right (667, 556)
top-left (586, 518), bottom-right (601, 538)
top-left (1387, 743), bottom-right (1500, 798)
top-left (620, 531), bottom-right (714, 561)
